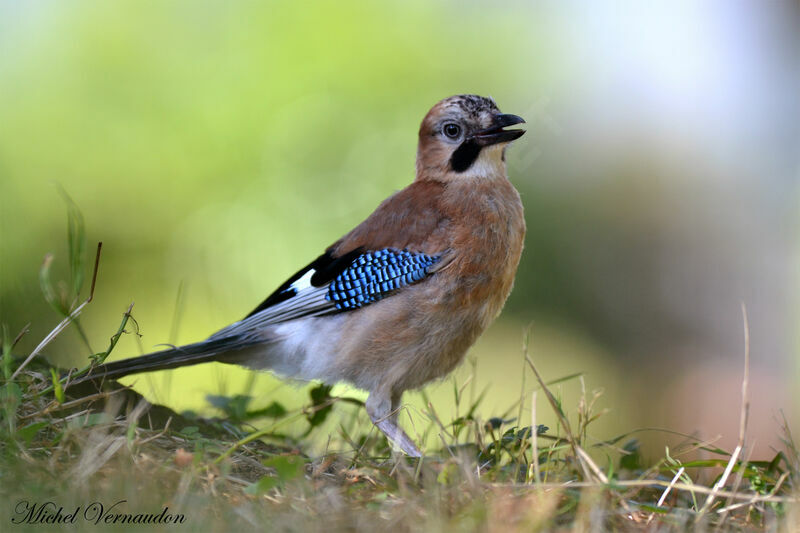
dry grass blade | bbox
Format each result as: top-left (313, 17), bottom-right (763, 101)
top-left (500, 480), bottom-right (798, 504)
top-left (11, 324), bottom-right (30, 350)
top-left (697, 303), bottom-right (751, 520)
top-left (715, 472), bottom-right (790, 515)
top-left (10, 242), bottom-right (102, 380)
top-left (576, 444), bottom-right (608, 484)
top-left (659, 466), bottom-right (685, 507)
top-left (69, 397), bottom-right (149, 482)
top-left (21, 387), bottom-right (125, 419)
top-left (3, 237), bottom-right (794, 533)
top-left (529, 391), bottom-right (541, 485)
top-left (524, 349), bottom-right (594, 482)
top-left (647, 466), bottom-right (685, 525)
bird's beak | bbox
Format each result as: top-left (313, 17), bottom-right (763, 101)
top-left (473, 114), bottom-right (526, 146)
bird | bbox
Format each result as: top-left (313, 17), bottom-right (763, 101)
top-left (70, 94), bottom-right (527, 457)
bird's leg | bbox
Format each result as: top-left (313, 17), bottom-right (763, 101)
top-left (366, 390), bottom-right (422, 457)
top-left (389, 390), bottom-right (403, 427)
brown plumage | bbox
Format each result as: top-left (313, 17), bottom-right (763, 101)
top-left (72, 94), bottom-right (527, 457)
top-left (331, 173), bottom-right (525, 391)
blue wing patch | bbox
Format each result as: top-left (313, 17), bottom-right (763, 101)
top-left (327, 249), bottom-right (440, 310)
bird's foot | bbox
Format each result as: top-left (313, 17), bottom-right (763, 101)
top-left (373, 417), bottom-right (422, 458)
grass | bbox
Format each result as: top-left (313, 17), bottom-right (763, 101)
top-left (1, 207), bottom-right (798, 532)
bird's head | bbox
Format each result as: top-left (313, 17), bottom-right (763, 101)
top-left (416, 94), bottom-right (525, 181)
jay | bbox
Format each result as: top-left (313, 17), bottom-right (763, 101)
top-left (74, 94), bottom-right (526, 457)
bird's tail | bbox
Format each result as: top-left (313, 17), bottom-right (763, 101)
top-left (69, 335), bottom-right (255, 385)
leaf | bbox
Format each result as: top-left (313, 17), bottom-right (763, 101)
top-left (247, 401), bottom-right (288, 419)
top-left (1, 325), bottom-right (13, 380)
top-left (245, 475), bottom-right (280, 495)
top-left (2, 382), bottom-right (21, 402)
top-left (50, 368), bottom-right (65, 404)
top-left (38, 193), bottom-right (88, 316)
top-left (619, 439), bottom-right (642, 471)
top-left (66, 412), bottom-right (112, 429)
top-left (366, 492), bottom-right (389, 511)
top-left (246, 456), bottom-right (307, 494)
top-left (1, 382), bottom-right (21, 433)
top-left (262, 455), bottom-right (306, 482)
top-left (451, 416), bottom-right (469, 431)
top-left (437, 462), bottom-right (459, 485)
top-left (39, 254), bottom-right (67, 315)
top-left (306, 383), bottom-right (333, 427)
top-left (465, 386), bottom-right (489, 419)
top-left (634, 503), bottom-right (669, 514)
top-left (206, 394), bottom-right (252, 420)
top-left (206, 395), bottom-right (230, 409)
top-left (766, 452), bottom-right (784, 474)
top-left (676, 459), bottom-right (733, 469)
top-left (528, 370), bottom-right (587, 393)
top-left (16, 421), bottom-right (48, 444)
top-left (485, 417), bottom-right (513, 430)
top-left (127, 420), bottom-right (137, 446)
top-left (60, 189), bottom-right (86, 304)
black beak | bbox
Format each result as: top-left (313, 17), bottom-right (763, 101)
top-left (473, 113), bottom-right (526, 146)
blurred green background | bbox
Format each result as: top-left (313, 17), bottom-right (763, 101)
top-left (1, 1), bottom-right (798, 455)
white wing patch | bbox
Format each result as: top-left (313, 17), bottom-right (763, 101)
top-left (290, 269), bottom-right (315, 292)
top-left (209, 248), bottom-right (444, 342)
top-left (208, 269), bottom-right (334, 341)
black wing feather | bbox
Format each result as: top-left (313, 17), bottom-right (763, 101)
top-left (244, 247), bottom-right (364, 319)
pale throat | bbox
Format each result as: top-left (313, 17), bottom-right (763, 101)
top-left (462, 144), bottom-right (507, 179)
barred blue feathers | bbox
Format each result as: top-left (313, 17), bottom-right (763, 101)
top-left (327, 249), bottom-right (440, 310)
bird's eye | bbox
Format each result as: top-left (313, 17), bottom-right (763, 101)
top-left (443, 123), bottom-right (462, 139)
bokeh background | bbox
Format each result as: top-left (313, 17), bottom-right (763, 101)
top-left (1, 1), bottom-right (798, 457)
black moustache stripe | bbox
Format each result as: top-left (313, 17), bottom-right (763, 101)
top-left (450, 139), bottom-right (481, 173)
